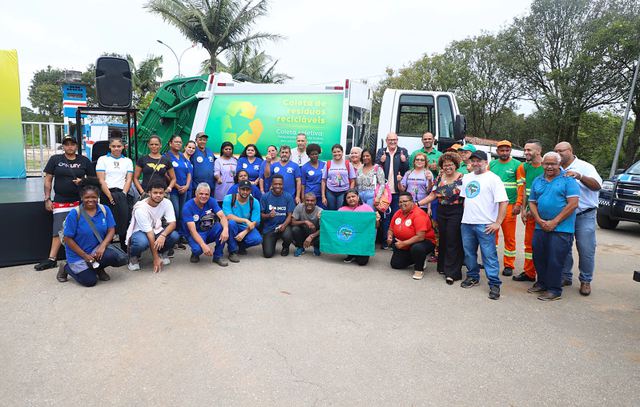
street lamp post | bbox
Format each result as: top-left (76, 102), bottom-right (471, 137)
top-left (156, 40), bottom-right (196, 78)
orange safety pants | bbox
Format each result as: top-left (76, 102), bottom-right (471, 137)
top-left (495, 203), bottom-right (517, 269)
top-left (523, 216), bottom-right (537, 278)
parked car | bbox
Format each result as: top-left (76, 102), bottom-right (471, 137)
top-left (597, 160), bottom-right (640, 229)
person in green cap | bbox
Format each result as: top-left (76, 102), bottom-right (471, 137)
top-left (409, 132), bottom-right (442, 178)
top-left (457, 144), bottom-right (477, 174)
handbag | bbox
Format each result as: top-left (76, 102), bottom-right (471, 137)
top-left (373, 165), bottom-right (392, 213)
top-left (79, 206), bottom-right (128, 267)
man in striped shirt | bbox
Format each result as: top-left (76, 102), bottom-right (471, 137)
top-left (513, 139), bottom-right (544, 282)
top-left (489, 140), bottom-right (522, 276)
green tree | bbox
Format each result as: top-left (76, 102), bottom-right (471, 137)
top-left (146, 0), bottom-right (281, 73)
top-left (28, 66), bottom-right (65, 120)
top-left (127, 54), bottom-right (164, 110)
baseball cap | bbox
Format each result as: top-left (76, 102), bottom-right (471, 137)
top-left (238, 180), bottom-right (252, 189)
top-left (196, 132), bottom-right (208, 139)
top-left (470, 150), bottom-right (488, 161)
top-left (496, 140), bottom-right (512, 148)
top-left (62, 135), bottom-right (78, 144)
top-left (460, 144), bottom-right (477, 152)
top-left (446, 143), bottom-right (462, 152)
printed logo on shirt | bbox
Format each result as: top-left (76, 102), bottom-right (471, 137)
top-left (242, 163), bottom-right (248, 169)
top-left (147, 163), bottom-right (167, 171)
top-left (193, 214), bottom-right (200, 221)
top-left (286, 167), bottom-right (293, 174)
top-left (405, 219), bottom-right (412, 227)
top-left (172, 161), bottom-right (179, 167)
top-left (197, 156), bottom-right (204, 163)
top-left (308, 170), bottom-right (315, 176)
top-left (273, 167), bottom-right (280, 173)
top-left (113, 161), bottom-right (120, 169)
top-left (466, 181), bottom-right (481, 198)
top-left (395, 218), bottom-right (402, 225)
top-left (208, 156), bottom-right (213, 162)
top-left (254, 165), bottom-right (260, 171)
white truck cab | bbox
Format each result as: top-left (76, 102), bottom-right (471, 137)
top-left (376, 89), bottom-right (466, 152)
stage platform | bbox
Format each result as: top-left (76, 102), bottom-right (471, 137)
top-left (0, 177), bottom-right (64, 268)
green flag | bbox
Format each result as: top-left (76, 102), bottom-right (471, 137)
top-left (320, 211), bottom-right (377, 256)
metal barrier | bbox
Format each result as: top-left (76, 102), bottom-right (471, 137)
top-left (22, 122), bottom-right (65, 176)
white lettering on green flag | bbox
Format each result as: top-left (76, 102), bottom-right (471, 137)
top-left (320, 211), bottom-right (376, 256)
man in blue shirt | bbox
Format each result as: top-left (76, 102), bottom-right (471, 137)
top-left (222, 180), bottom-right (262, 255)
top-left (262, 145), bottom-right (301, 203)
top-left (182, 182), bottom-right (235, 266)
top-left (190, 132), bottom-right (216, 192)
top-left (528, 152), bottom-right (580, 301)
top-left (260, 175), bottom-right (295, 258)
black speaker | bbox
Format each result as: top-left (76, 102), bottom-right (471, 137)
top-left (95, 57), bottom-right (132, 108)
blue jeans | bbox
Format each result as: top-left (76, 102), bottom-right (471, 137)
top-left (128, 230), bottom-right (179, 258)
top-left (66, 246), bottom-right (125, 287)
top-left (169, 191), bottom-right (191, 238)
top-left (562, 210), bottom-right (596, 283)
top-left (325, 189), bottom-right (346, 210)
top-left (228, 220), bottom-right (262, 251)
top-left (187, 223), bottom-right (226, 259)
top-left (381, 193), bottom-right (400, 246)
top-left (461, 223), bottom-right (501, 286)
top-left (359, 189), bottom-right (375, 209)
top-left (533, 230), bottom-right (572, 296)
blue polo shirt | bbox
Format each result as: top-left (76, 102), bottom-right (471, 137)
top-left (260, 191), bottom-right (295, 233)
top-left (182, 198), bottom-right (221, 233)
top-left (236, 157), bottom-right (263, 182)
top-left (63, 205), bottom-right (116, 264)
top-left (222, 194), bottom-right (261, 231)
top-left (191, 148), bottom-right (215, 188)
top-left (268, 161), bottom-right (300, 197)
top-left (300, 161), bottom-right (325, 199)
top-left (166, 151), bottom-right (193, 195)
top-left (529, 172), bottom-right (580, 233)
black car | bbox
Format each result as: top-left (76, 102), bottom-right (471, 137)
top-left (597, 160), bottom-right (640, 229)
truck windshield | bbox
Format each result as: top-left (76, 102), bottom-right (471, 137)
top-left (396, 95), bottom-right (434, 138)
top-left (627, 161), bottom-right (640, 175)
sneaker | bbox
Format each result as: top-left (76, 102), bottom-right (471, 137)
top-left (190, 254), bottom-right (200, 263)
top-left (512, 272), bottom-right (535, 282)
top-left (488, 285), bottom-right (500, 300)
top-left (96, 269), bottom-right (111, 281)
top-left (445, 277), bottom-right (454, 285)
top-left (412, 271), bottom-right (424, 280)
top-left (167, 249), bottom-right (175, 258)
top-left (538, 292), bottom-right (562, 301)
top-left (35, 257), bottom-right (57, 271)
top-left (313, 247), bottom-right (321, 256)
top-left (127, 256), bottom-right (141, 271)
top-left (160, 254), bottom-right (171, 266)
top-left (56, 263), bottom-right (68, 282)
top-left (294, 247), bottom-right (306, 257)
top-left (502, 267), bottom-right (513, 277)
top-left (343, 255), bottom-right (355, 263)
top-left (228, 252), bottom-right (240, 263)
top-left (427, 254), bottom-right (438, 263)
top-left (527, 282), bottom-right (546, 293)
top-left (381, 244), bottom-right (390, 251)
top-left (176, 241), bottom-right (186, 250)
top-left (213, 257), bottom-right (228, 267)
top-left (460, 277), bottom-right (479, 289)
top-left (280, 246), bottom-right (290, 257)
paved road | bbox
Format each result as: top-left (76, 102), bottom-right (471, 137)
top-left (1, 222), bottom-right (639, 406)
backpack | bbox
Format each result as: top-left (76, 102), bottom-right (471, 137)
top-left (58, 204), bottom-right (107, 246)
top-left (230, 194), bottom-right (255, 218)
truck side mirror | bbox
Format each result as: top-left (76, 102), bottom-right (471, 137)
top-left (453, 114), bottom-right (466, 140)
top-left (615, 168), bottom-right (626, 175)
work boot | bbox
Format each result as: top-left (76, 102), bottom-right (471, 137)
top-left (579, 282), bottom-right (591, 296)
top-left (56, 263), bottom-right (67, 283)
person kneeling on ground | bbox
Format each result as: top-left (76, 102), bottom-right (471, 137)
top-left (260, 174), bottom-right (295, 257)
top-left (338, 189), bottom-right (380, 266)
top-left (126, 180), bottom-right (180, 272)
top-left (183, 182), bottom-right (235, 266)
top-left (58, 178), bottom-right (127, 286)
top-left (291, 192), bottom-right (322, 257)
top-left (222, 180), bottom-right (262, 255)
top-left (387, 192), bottom-right (436, 280)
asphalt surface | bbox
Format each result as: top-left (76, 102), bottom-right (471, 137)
top-left (1, 221), bottom-right (639, 406)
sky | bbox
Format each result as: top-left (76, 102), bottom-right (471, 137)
top-left (1, 0), bottom-right (533, 109)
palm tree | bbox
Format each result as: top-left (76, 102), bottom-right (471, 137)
top-left (126, 54), bottom-right (164, 110)
top-left (202, 43), bottom-right (292, 83)
top-left (145, 0), bottom-right (281, 73)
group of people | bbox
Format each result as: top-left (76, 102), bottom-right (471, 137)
top-left (36, 130), bottom-right (601, 302)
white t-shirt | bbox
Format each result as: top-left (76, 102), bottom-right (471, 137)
top-left (563, 156), bottom-right (602, 212)
top-left (126, 198), bottom-right (176, 242)
top-left (290, 149), bottom-right (309, 166)
top-left (95, 154), bottom-right (133, 190)
top-left (460, 171), bottom-right (508, 224)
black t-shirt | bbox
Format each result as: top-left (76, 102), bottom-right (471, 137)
top-left (136, 155), bottom-right (171, 190)
top-left (43, 154), bottom-right (96, 203)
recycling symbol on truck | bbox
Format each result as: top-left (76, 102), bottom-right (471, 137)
top-left (221, 101), bottom-right (264, 147)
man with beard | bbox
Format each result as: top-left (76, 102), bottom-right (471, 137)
top-left (291, 192), bottom-right (322, 257)
top-left (222, 180), bottom-right (262, 255)
top-left (263, 145), bottom-right (302, 204)
top-left (190, 132), bottom-right (216, 192)
top-left (513, 139), bottom-right (545, 283)
top-left (260, 175), bottom-right (295, 258)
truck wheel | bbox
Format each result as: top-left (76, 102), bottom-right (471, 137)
top-left (597, 213), bottom-right (618, 230)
